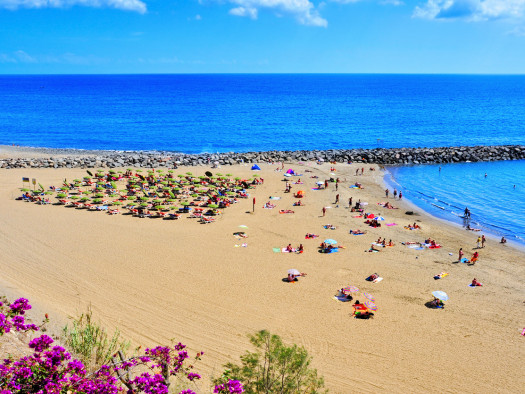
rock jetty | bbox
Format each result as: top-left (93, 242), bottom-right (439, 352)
top-left (1, 145), bottom-right (524, 169)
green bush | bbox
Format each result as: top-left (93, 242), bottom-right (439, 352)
top-left (214, 330), bottom-right (325, 393)
top-left (62, 306), bottom-right (130, 371)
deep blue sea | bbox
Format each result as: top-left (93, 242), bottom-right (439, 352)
top-left (0, 74), bottom-right (524, 243)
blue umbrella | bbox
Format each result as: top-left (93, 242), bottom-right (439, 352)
top-left (324, 239), bottom-right (337, 245)
top-left (432, 291), bottom-right (449, 301)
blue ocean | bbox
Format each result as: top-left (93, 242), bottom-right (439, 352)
top-left (0, 74), bottom-right (524, 243)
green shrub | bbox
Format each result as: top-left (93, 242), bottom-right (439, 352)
top-left (62, 306), bottom-right (129, 371)
top-left (214, 330), bottom-right (325, 393)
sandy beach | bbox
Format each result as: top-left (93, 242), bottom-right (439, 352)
top-left (0, 153), bottom-right (524, 393)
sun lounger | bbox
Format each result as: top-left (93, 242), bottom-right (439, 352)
top-left (166, 213), bottom-right (180, 220)
top-left (200, 216), bottom-right (215, 224)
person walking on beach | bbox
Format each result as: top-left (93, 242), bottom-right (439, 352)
top-left (349, 197), bottom-right (353, 208)
top-left (393, 189), bottom-right (398, 199)
top-left (355, 169), bottom-right (359, 176)
top-left (385, 189), bottom-right (389, 198)
top-left (464, 207), bottom-right (471, 218)
top-left (399, 191), bottom-right (403, 200)
top-left (361, 167), bottom-right (364, 175)
top-left (335, 194), bottom-right (340, 204)
top-left (335, 182), bottom-right (338, 191)
top-left (481, 235), bottom-right (486, 248)
top-left (458, 248), bottom-right (464, 262)
top-left (322, 207), bottom-right (326, 217)
top-left (476, 236), bottom-right (481, 249)
top-left (324, 180), bottom-right (328, 189)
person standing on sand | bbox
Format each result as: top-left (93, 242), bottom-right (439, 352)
top-left (476, 236), bottom-right (481, 249)
top-left (324, 180), bottom-right (328, 189)
top-left (322, 207), bottom-right (326, 217)
top-left (335, 194), bottom-right (339, 204)
top-left (335, 182), bottom-right (338, 191)
top-left (355, 169), bottom-right (359, 176)
top-left (393, 189), bottom-right (397, 199)
top-left (349, 197), bottom-right (353, 208)
top-left (385, 189), bottom-right (389, 198)
top-left (458, 248), bottom-right (464, 262)
top-left (399, 191), bottom-right (403, 200)
top-left (481, 235), bottom-right (486, 248)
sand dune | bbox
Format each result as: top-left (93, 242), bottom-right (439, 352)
top-left (0, 160), bottom-right (524, 393)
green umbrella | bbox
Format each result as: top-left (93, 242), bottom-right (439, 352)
top-left (70, 195), bottom-right (80, 200)
top-left (92, 198), bottom-right (103, 204)
top-left (186, 172), bottom-right (193, 175)
top-left (166, 198), bottom-right (177, 202)
top-left (136, 170), bottom-right (143, 172)
top-left (226, 173), bottom-right (232, 176)
top-left (56, 193), bottom-right (67, 198)
top-left (44, 191), bottom-right (54, 195)
top-left (94, 193), bottom-right (105, 198)
top-left (140, 196), bottom-right (149, 201)
top-left (20, 188), bottom-right (31, 192)
top-left (180, 201), bottom-right (190, 206)
top-left (112, 201), bottom-right (123, 205)
top-left (80, 197), bottom-right (90, 202)
top-left (140, 202), bottom-right (149, 207)
top-left (127, 196), bottom-right (136, 200)
top-left (208, 203), bottom-right (219, 208)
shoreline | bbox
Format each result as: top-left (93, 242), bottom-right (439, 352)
top-left (1, 157), bottom-right (524, 392)
top-left (382, 168), bottom-right (525, 252)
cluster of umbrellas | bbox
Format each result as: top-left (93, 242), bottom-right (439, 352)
top-left (343, 285), bottom-right (378, 311)
top-left (22, 168), bottom-right (259, 217)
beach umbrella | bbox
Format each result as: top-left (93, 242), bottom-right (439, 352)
top-left (112, 201), bottom-right (123, 205)
top-left (56, 193), bottom-right (67, 198)
top-left (140, 202), bottom-right (149, 207)
top-left (364, 300), bottom-right (377, 311)
top-left (324, 239), bottom-right (337, 245)
top-left (80, 197), bottom-right (90, 202)
top-left (343, 286), bottom-right (359, 293)
top-left (92, 198), bottom-right (103, 204)
top-left (432, 291), bottom-right (449, 301)
top-left (288, 269), bottom-right (301, 276)
top-left (20, 188), bottom-right (31, 192)
top-left (226, 173), bottom-right (232, 176)
top-left (44, 191), bottom-right (54, 195)
top-left (363, 292), bottom-right (375, 302)
top-left (186, 172), bottom-right (193, 176)
top-left (208, 203), bottom-right (219, 208)
top-left (180, 201), bottom-right (190, 206)
top-left (374, 216), bottom-right (385, 221)
top-left (70, 195), bottom-right (80, 200)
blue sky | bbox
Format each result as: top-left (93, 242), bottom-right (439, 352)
top-left (1, 0), bottom-right (525, 73)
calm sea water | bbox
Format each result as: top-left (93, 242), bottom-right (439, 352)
top-left (2, 74), bottom-right (525, 152)
top-left (385, 161), bottom-right (525, 246)
top-left (1, 74), bottom-right (524, 243)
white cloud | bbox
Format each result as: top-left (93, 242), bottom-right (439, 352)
top-left (414, 0), bottom-right (525, 21)
top-left (0, 0), bottom-right (147, 13)
top-left (229, 5), bottom-right (258, 18)
top-left (0, 50), bottom-right (107, 64)
top-left (225, 0), bottom-right (328, 27)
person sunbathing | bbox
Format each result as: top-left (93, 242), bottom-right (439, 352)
top-left (366, 273), bottom-right (379, 281)
top-left (305, 233), bottom-right (318, 239)
top-left (500, 236), bottom-right (507, 244)
top-left (293, 200), bottom-right (303, 206)
top-left (350, 229), bottom-right (366, 235)
top-left (430, 297), bottom-right (444, 308)
top-left (286, 244), bottom-right (294, 252)
top-left (471, 278), bottom-right (483, 286)
top-left (366, 245), bottom-right (380, 252)
top-left (297, 244), bottom-right (304, 253)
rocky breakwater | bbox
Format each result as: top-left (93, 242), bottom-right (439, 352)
top-left (1, 145), bottom-right (525, 169)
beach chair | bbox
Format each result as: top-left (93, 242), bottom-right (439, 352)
top-left (166, 213), bottom-right (180, 220)
top-left (200, 216), bottom-right (215, 224)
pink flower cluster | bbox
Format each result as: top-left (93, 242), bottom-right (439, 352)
top-left (0, 296), bottom-right (244, 394)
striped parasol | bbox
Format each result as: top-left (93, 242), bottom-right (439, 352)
top-left (363, 292), bottom-right (375, 302)
top-left (364, 300), bottom-right (377, 311)
top-left (343, 285), bottom-right (359, 293)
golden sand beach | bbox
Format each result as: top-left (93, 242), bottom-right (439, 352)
top-left (0, 154), bottom-right (524, 393)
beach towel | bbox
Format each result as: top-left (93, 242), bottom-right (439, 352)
top-left (324, 248), bottom-right (339, 254)
top-left (468, 284), bottom-right (482, 287)
top-left (386, 223), bottom-right (397, 226)
top-left (282, 248), bottom-right (297, 253)
top-left (272, 248), bottom-right (281, 253)
top-left (333, 295), bottom-right (353, 302)
top-left (460, 257), bottom-right (469, 263)
top-left (269, 196), bottom-right (281, 200)
top-left (372, 277), bottom-right (383, 283)
top-left (350, 232), bottom-right (365, 235)
top-left (234, 243), bottom-right (248, 248)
